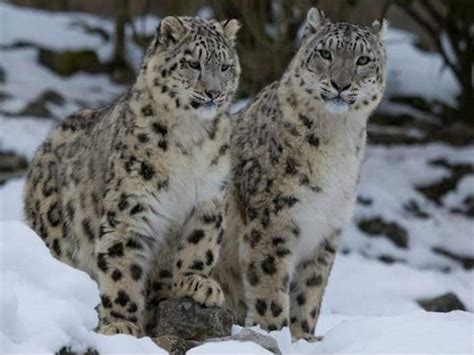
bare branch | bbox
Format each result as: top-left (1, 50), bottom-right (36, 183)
top-left (401, 4), bottom-right (461, 81)
top-left (419, 0), bottom-right (444, 25)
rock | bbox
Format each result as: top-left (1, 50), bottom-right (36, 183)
top-left (0, 66), bottom-right (5, 83)
top-left (56, 347), bottom-right (98, 355)
top-left (230, 328), bottom-right (281, 354)
top-left (450, 194), bottom-right (474, 218)
top-left (417, 292), bottom-right (466, 312)
top-left (18, 90), bottom-right (65, 118)
top-left (356, 195), bottom-right (373, 206)
top-left (357, 217), bottom-right (409, 248)
top-left (0, 151), bottom-right (28, 184)
top-left (378, 254), bottom-right (405, 265)
top-left (404, 199), bottom-right (430, 219)
top-left (152, 335), bottom-right (188, 355)
top-left (461, 195), bottom-right (474, 217)
top-left (0, 92), bottom-right (13, 104)
top-left (417, 158), bottom-right (474, 205)
top-left (432, 247), bottom-right (474, 270)
top-left (69, 21), bottom-right (110, 42)
top-left (38, 47), bottom-right (104, 76)
top-left (154, 298), bottom-right (234, 341)
top-left (193, 328), bottom-right (282, 354)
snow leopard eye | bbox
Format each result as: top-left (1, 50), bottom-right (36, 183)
top-left (188, 61), bottom-right (201, 70)
top-left (221, 64), bottom-right (231, 72)
top-left (357, 56), bottom-right (370, 66)
top-left (318, 49), bottom-right (332, 61)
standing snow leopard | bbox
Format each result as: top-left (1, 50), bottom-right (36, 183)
top-left (215, 8), bottom-right (387, 341)
top-left (23, 16), bottom-right (240, 337)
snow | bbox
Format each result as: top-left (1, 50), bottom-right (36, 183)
top-left (444, 175), bottom-right (474, 210)
top-left (0, 47), bottom-right (124, 117)
top-left (0, 3), bottom-right (111, 53)
top-left (384, 28), bottom-right (460, 108)
top-left (1, 221), bottom-right (473, 354)
top-left (0, 117), bottom-right (53, 160)
top-left (315, 311), bottom-right (473, 354)
top-left (347, 144), bottom-right (474, 270)
top-left (0, 178), bottom-right (24, 222)
top-left (0, 2), bottom-right (158, 68)
top-left (189, 340), bottom-right (272, 354)
top-left (0, 221), bottom-right (166, 354)
top-left (1, 3), bottom-right (473, 354)
top-left (325, 253), bottom-right (474, 314)
top-left (196, 6), bottom-right (214, 20)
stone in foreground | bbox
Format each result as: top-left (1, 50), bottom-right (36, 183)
top-left (152, 335), bottom-right (188, 355)
top-left (204, 328), bottom-right (282, 354)
top-left (154, 298), bottom-right (234, 341)
top-left (417, 292), bottom-right (466, 312)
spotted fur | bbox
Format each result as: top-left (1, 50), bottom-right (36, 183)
top-left (23, 16), bottom-right (241, 337)
top-left (214, 8), bottom-right (387, 341)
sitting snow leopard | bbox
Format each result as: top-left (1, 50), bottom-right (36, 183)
top-left (23, 16), bottom-right (240, 337)
top-left (215, 8), bottom-right (387, 341)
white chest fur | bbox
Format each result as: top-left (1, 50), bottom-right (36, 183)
top-left (293, 114), bottom-right (366, 261)
top-left (143, 125), bottom-right (229, 240)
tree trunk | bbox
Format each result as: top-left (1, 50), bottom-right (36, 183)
top-left (113, 0), bottom-right (128, 67)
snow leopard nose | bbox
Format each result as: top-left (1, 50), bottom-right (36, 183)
top-left (205, 90), bottom-right (222, 100)
top-left (331, 80), bottom-right (351, 93)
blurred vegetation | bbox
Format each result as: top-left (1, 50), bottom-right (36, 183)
top-left (212, 0), bottom-right (389, 96)
top-left (8, 0), bottom-right (474, 128)
top-left (391, 0), bottom-right (473, 125)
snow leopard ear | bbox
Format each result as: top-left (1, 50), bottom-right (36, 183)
top-left (371, 19), bottom-right (388, 41)
top-left (220, 19), bottom-right (241, 44)
top-left (306, 7), bottom-right (327, 34)
top-left (157, 16), bottom-right (187, 46)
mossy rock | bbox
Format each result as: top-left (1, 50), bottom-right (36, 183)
top-left (38, 48), bottom-right (105, 76)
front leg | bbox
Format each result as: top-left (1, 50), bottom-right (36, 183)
top-left (240, 216), bottom-right (298, 332)
top-left (172, 200), bottom-right (225, 307)
top-left (289, 232), bottom-right (340, 341)
top-left (95, 195), bottom-right (158, 337)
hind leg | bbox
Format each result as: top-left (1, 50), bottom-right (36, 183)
top-left (24, 149), bottom-right (79, 268)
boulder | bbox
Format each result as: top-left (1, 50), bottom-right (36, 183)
top-left (152, 335), bottom-right (188, 355)
top-left (154, 298), bottom-right (233, 341)
top-left (417, 292), bottom-right (466, 312)
top-left (357, 217), bottom-right (409, 248)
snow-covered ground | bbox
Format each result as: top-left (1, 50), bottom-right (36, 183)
top-left (2, 222), bottom-right (473, 354)
top-left (1, 3), bottom-right (473, 354)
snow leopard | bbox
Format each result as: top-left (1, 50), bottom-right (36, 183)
top-left (23, 16), bottom-right (241, 337)
top-left (214, 8), bottom-right (387, 341)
